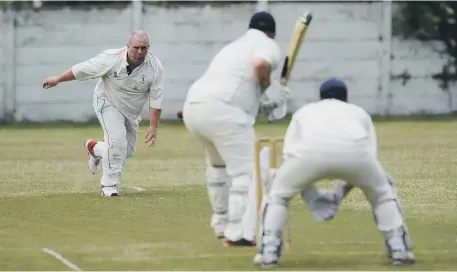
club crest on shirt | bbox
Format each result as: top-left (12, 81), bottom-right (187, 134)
top-left (140, 75), bottom-right (146, 84)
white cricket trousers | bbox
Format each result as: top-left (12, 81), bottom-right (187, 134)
top-left (259, 142), bottom-right (406, 255)
top-left (93, 96), bottom-right (139, 186)
top-left (271, 145), bottom-right (392, 200)
top-left (183, 101), bottom-right (256, 241)
top-left (183, 101), bottom-right (255, 174)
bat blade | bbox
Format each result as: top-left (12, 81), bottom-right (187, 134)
top-left (280, 12), bottom-right (313, 86)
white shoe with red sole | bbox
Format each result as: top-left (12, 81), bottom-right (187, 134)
top-left (84, 139), bottom-right (101, 174)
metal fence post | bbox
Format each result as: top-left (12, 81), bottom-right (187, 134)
top-left (257, 0), bottom-right (268, 12)
top-left (131, 0), bottom-right (143, 31)
top-left (380, 0), bottom-right (393, 115)
top-left (4, 4), bottom-right (17, 122)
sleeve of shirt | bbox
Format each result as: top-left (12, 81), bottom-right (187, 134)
top-left (252, 41), bottom-right (281, 70)
top-left (360, 110), bottom-right (378, 157)
top-left (149, 60), bottom-right (164, 109)
top-left (367, 118), bottom-right (378, 157)
top-left (282, 113), bottom-right (302, 158)
top-left (71, 51), bottom-right (114, 81)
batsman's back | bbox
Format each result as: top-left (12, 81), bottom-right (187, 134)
top-left (185, 29), bottom-right (280, 117)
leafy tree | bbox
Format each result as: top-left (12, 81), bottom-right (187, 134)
top-left (393, 1), bottom-right (457, 90)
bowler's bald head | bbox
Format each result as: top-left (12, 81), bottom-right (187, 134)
top-left (129, 30), bottom-right (149, 45)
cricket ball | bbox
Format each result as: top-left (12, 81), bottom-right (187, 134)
top-left (177, 110), bottom-right (183, 119)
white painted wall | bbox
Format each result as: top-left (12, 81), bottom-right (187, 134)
top-left (12, 6), bottom-right (133, 122)
top-left (390, 39), bottom-right (457, 115)
top-left (1, 1), bottom-right (455, 122)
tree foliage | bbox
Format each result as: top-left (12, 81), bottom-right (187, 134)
top-left (393, 1), bottom-right (457, 90)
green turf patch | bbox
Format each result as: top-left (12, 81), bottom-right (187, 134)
top-left (0, 121), bottom-right (456, 270)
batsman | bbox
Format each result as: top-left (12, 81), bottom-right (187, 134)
top-left (182, 11), bottom-right (291, 247)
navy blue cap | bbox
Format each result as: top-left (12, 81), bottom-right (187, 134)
top-left (249, 11), bottom-right (276, 33)
top-left (319, 78), bottom-right (348, 101)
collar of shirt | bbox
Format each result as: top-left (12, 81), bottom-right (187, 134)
top-left (121, 48), bottom-right (129, 67)
top-left (245, 28), bottom-right (270, 39)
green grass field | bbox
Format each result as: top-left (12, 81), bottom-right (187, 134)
top-left (0, 119), bottom-right (456, 270)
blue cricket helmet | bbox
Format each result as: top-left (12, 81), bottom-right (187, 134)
top-left (249, 11), bottom-right (276, 33)
top-left (319, 78), bottom-right (348, 102)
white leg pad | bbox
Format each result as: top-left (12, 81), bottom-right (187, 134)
top-left (374, 199), bottom-right (404, 232)
top-left (205, 166), bottom-right (230, 215)
top-left (224, 174), bottom-right (251, 241)
top-left (258, 196), bottom-right (288, 257)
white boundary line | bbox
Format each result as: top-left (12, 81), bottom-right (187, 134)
top-left (126, 186), bottom-right (145, 191)
top-left (42, 248), bottom-right (82, 271)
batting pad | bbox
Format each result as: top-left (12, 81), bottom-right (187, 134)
top-left (374, 200), bottom-right (404, 232)
top-left (205, 166), bottom-right (230, 215)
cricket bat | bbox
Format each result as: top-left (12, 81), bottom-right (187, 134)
top-left (280, 12), bottom-right (313, 86)
top-left (276, 13), bottom-right (313, 250)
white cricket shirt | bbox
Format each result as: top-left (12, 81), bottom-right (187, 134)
top-left (72, 47), bottom-right (164, 123)
top-left (283, 99), bottom-right (378, 158)
top-left (185, 29), bottom-right (281, 118)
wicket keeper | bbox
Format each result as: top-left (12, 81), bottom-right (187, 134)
top-left (255, 78), bottom-right (415, 267)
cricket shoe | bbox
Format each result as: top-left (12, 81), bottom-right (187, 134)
top-left (223, 238), bottom-right (256, 247)
top-left (253, 253), bottom-right (279, 268)
top-left (101, 185), bottom-right (119, 197)
top-left (84, 140), bottom-right (101, 174)
top-left (391, 251), bottom-right (416, 266)
top-left (385, 226), bottom-right (414, 261)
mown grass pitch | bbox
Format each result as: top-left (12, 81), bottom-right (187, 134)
top-left (0, 119), bottom-right (456, 270)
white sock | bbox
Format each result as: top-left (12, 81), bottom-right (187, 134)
top-left (93, 141), bottom-right (107, 158)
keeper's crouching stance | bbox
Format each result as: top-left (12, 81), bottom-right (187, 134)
top-left (254, 78), bottom-right (415, 268)
top-left (241, 145), bottom-right (345, 245)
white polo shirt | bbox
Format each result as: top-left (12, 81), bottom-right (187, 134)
top-left (283, 99), bottom-right (378, 158)
top-left (185, 29), bottom-right (281, 118)
top-left (72, 47), bottom-right (164, 123)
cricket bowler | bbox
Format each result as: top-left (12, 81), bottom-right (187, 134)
top-left (254, 78), bottom-right (416, 267)
top-left (182, 11), bottom-right (290, 247)
top-left (42, 30), bottom-right (164, 197)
